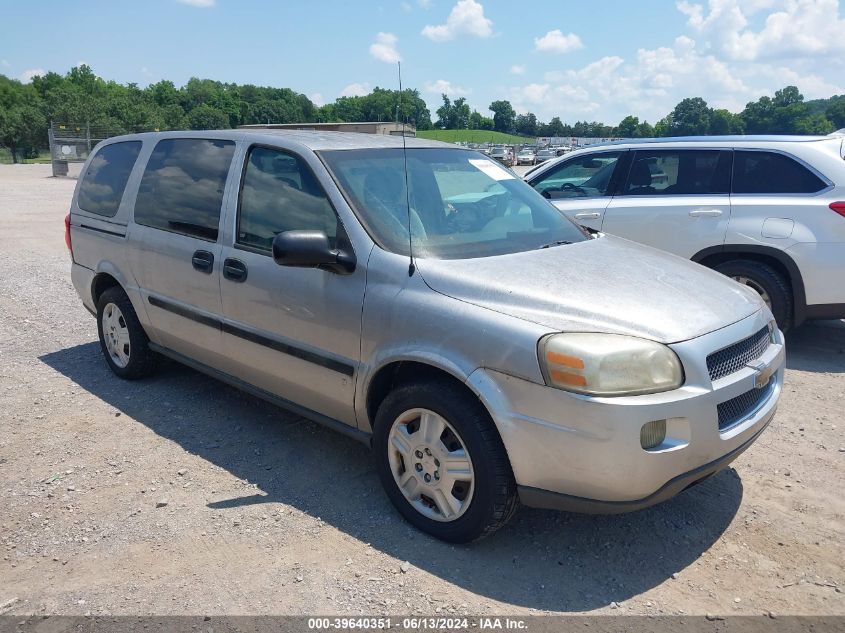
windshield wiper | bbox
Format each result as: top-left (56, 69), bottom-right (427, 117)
top-left (538, 240), bottom-right (573, 249)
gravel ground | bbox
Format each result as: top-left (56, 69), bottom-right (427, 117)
top-left (0, 163), bottom-right (843, 617)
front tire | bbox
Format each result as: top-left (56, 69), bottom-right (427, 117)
top-left (96, 287), bottom-right (158, 379)
top-left (714, 260), bottom-right (792, 330)
top-left (373, 380), bottom-right (518, 543)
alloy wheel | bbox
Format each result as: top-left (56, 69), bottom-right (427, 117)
top-left (101, 302), bottom-right (131, 368)
top-left (732, 275), bottom-right (772, 309)
top-left (387, 408), bottom-right (474, 522)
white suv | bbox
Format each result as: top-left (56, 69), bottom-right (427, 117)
top-left (524, 135), bottom-right (845, 329)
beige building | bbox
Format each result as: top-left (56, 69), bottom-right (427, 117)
top-left (238, 121), bottom-right (415, 136)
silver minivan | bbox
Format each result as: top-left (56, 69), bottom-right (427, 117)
top-left (68, 130), bottom-right (785, 542)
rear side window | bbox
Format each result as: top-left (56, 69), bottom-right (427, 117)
top-left (237, 146), bottom-right (338, 251)
top-left (733, 151), bottom-right (826, 194)
top-left (77, 141), bottom-right (142, 217)
top-left (622, 150), bottom-right (730, 196)
top-left (134, 138), bottom-right (235, 241)
top-left (530, 151), bottom-right (623, 199)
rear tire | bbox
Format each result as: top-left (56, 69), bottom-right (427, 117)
top-left (373, 379), bottom-right (518, 543)
top-left (714, 260), bottom-right (792, 330)
top-left (96, 287), bottom-right (158, 379)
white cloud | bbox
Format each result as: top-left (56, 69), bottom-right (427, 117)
top-left (533, 29), bottom-right (583, 54)
top-left (490, 0), bottom-right (844, 125)
top-left (418, 0), bottom-right (432, 7)
top-left (424, 79), bottom-right (470, 96)
top-left (19, 68), bottom-right (45, 83)
top-left (340, 82), bottom-right (371, 98)
top-left (176, 0), bottom-right (214, 6)
top-left (1, 59), bottom-right (10, 68)
top-left (310, 92), bottom-right (325, 107)
top-left (421, 0), bottom-right (493, 41)
top-left (401, 1), bottom-right (412, 11)
top-left (369, 32), bottom-right (402, 63)
top-left (677, 0), bottom-right (845, 61)
top-left (510, 64), bottom-right (526, 75)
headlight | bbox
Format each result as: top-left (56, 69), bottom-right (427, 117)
top-left (538, 333), bottom-right (684, 397)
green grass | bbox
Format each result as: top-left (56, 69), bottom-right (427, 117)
top-left (416, 129), bottom-right (532, 144)
top-left (0, 148), bottom-right (53, 164)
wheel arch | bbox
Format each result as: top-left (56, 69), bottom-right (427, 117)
top-left (90, 271), bottom-right (123, 307)
top-left (691, 244), bottom-right (807, 326)
top-left (365, 360), bottom-right (480, 432)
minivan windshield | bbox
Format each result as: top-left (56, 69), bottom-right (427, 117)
top-left (320, 148), bottom-right (588, 259)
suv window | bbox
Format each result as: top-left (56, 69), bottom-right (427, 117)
top-left (77, 141), bottom-right (142, 217)
top-left (733, 151), bottom-right (826, 194)
top-left (134, 138), bottom-right (235, 241)
top-left (237, 146), bottom-right (339, 251)
top-left (530, 151), bottom-right (622, 199)
top-left (622, 150), bottom-right (730, 196)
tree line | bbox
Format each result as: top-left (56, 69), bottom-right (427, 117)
top-left (1, 65), bottom-right (844, 162)
top-left (434, 87), bottom-right (845, 139)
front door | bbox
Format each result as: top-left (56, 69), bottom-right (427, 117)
top-left (526, 150), bottom-right (627, 231)
top-left (128, 137), bottom-right (236, 366)
top-left (218, 145), bottom-right (367, 426)
top-left (602, 148), bottom-right (732, 259)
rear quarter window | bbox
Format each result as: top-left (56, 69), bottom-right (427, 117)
top-left (733, 151), bottom-right (827, 194)
top-left (77, 141), bottom-right (142, 217)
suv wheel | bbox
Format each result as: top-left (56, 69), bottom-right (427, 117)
top-left (96, 287), bottom-right (158, 379)
top-left (373, 380), bottom-right (518, 543)
top-left (714, 260), bottom-right (792, 330)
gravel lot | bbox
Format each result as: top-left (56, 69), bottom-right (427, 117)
top-left (1, 164), bottom-right (843, 617)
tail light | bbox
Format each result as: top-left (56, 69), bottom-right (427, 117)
top-left (64, 213), bottom-right (73, 255)
top-left (831, 202), bottom-right (845, 218)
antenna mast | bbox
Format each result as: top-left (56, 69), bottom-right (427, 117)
top-left (398, 61), bottom-right (415, 276)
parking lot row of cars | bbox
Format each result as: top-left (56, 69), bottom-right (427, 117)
top-left (459, 142), bottom-right (573, 167)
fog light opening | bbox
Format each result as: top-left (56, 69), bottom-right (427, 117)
top-left (641, 419), bottom-right (667, 450)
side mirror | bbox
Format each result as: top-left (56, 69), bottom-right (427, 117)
top-left (272, 230), bottom-right (356, 274)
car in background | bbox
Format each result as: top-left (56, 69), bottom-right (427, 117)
top-left (516, 149), bottom-right (536, 165)
top-left (524, 135), bottom-right (845, 330)
top-left (535, 148), bottom-right (557, 164)
top-left (490, 145), bottom-right (514, 167)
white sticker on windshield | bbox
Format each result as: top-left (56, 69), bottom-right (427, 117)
top-left (469, 158), bottom-right (516, 181)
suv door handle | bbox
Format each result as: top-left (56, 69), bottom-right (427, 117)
top-left (191, 250), bottom-right (214, 273)
top-left (574, 211), bottom-right (601, 220)
top-left (689, 208), bottom-right (723, 217)
top-left (223, 258), bottom-right (248, 282)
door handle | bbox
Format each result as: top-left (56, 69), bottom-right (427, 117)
top-left (689, 208), bottom-right (723, 217)
top-left (223, 258), bottom-right (248, 282)
top-left (191, 250), bottom-right (214, 273)
top-left (574, 211), bottom-right (601, 220)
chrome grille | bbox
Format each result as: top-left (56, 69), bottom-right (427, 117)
top-left (706, 326), bottom-right (770, 382)
top-left (717, 380), bottom-right (774, 431)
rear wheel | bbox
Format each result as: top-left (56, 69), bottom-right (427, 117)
top-left (373, 380), bottom-right (518, 543)
top-left (714, 260), bottom-right (792, 330)
top-left (96, 287), bottom-right (158, 379)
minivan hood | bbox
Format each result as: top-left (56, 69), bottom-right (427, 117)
top-left (416, 235), bottom-right (764, 344)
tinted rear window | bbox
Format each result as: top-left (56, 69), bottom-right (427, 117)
top-left (134, 138), bottom-right (235, 241)
top-left (77, 141), bottom-right (142, 217)
top-left (733, 151), bottom-right (826, 194)
top-left (622, 150), bottom-right (730, 196)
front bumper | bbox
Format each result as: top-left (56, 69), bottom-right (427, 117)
top-left (468, 310), bottom-right (784, 512)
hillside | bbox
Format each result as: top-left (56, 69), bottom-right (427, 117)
top-left (416, 129), bottom-right (533, 144)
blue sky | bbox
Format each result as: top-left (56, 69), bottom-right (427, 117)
top-left (2, 0), bottom-right (844, 124)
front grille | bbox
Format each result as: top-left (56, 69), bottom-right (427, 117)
top-left (717, 380), bottom-right (775, 431)
top-left (706, 326), bottom-right (770, 382)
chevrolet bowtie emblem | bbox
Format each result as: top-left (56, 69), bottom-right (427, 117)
top-left (747, 358), bottom-right (777, 389)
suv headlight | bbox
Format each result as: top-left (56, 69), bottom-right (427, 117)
top-left (538, 333), bottom-right (684, 397)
